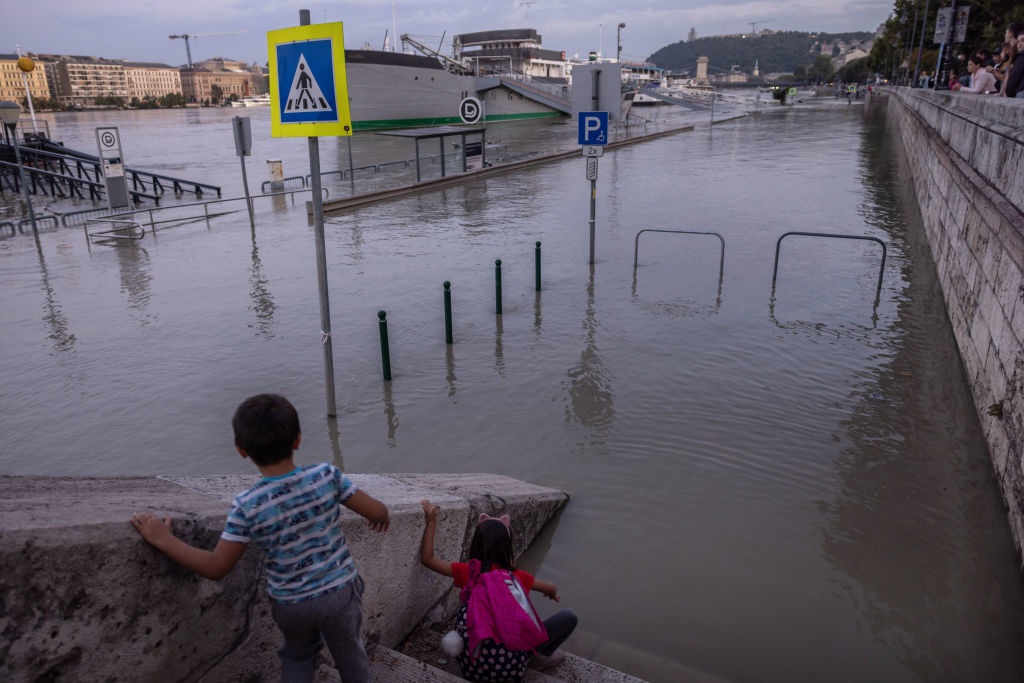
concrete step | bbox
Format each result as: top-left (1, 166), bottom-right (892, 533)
top-left (398, 625), bottom-right (648, 682)
top-left (366, 643), bottom-right (468, 682)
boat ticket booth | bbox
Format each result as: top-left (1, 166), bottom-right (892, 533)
top-left (374, 126), bottom-right (487, 183)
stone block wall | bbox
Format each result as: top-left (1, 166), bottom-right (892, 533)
top-left (878, 88), bottom-right (1024, 566)
top-left (0, 473), bottom-right (568, 681)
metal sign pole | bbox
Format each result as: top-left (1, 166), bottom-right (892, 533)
top-left (239, 156), bottom-right (254, 228)
top-left (589, 175), bottom-right (597, 264)
top-left (346, 137), bottom-right (355, 194)
top-left (300, 8), bottom-right (337, 417)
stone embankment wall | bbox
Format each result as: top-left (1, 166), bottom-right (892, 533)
top-left (0, 473), bottom-right (568, 681)
top-left (876, 88), bottom-right (1024, 565)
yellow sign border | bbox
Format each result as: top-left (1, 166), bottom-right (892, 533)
top-left (268, 22), bottom-right (352, 137)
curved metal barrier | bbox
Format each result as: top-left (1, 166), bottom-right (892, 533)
top-left (634, 229), bottom-right (725, 272)
top-left (633, 229), bottom-right (726, 308)
top-left (771, 231), bottom-right (887, 305)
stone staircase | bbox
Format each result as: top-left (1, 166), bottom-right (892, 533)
top-left (366, 625), bottom-right (648, 683)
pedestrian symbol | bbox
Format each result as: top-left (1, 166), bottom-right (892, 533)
top-left (286, 55), bottom-right (332, 112)
top-left (268, 22), bottom-right (352, 137)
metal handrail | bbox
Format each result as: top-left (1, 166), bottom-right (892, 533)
top-left (260, 175), bottom-right (307, 193)
top-left (18, 145), bottom-right (221, 196)
top-left (634, 229), bottom-right (725, 271)
top-left (85, 218), bottom-right (145, 245)
top-left (0, 220), bottom-right (15, 235)
top-left (0, 159), bottom-right (160, 204)
top-left (633, 229), bottom-right (726, 308)
top-left (63, 186), bottom-right (330, 228)
top-left (771, 231), bottom-right (887, 305)
top-left (19, 215), bottom-right (60, 231)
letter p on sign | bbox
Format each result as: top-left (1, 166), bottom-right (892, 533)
top-left (578, 111), bottom-right (609, 145)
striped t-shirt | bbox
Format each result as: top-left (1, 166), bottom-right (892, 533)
top-left (221, 463), bottom-right (358, 603)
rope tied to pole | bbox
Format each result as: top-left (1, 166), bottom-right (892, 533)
top-left (321, 330), bottom-right (332, 345)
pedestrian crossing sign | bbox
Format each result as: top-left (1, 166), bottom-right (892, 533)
top-left (268, 22), bottom-right (352, 137)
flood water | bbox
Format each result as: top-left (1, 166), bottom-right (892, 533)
top-left (2, 101), bottom-right (1023, 682)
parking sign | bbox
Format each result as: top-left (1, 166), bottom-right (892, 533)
top-left (578, 111), bottom-right (608, 145)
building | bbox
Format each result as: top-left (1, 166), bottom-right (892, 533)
top-left (0, 54), bottom-right (51, 108)
top-left (687, 27), bottom-right (697, 42)
top-left (122, 62), bottom-right (181, 101)
top-left (37, 55), bottom-right (128, 105)
top-left (179, 67), bottom-right (258, 103)
top-left (453, 29), bottom-right (569, 80)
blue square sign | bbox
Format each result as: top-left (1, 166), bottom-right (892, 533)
top-left (276, 38), bottom-right (338, 123)
top-left (578, 111), bottom-right (608, 145)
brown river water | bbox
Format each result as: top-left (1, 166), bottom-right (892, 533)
top-left (1, 100), bottom-right (1022, 681)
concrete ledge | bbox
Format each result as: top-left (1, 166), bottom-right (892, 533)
top-left (0, 473), bottom-right (568, 681)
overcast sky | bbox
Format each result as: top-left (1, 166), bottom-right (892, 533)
top-left (3, 1), bottom-right (892, 67)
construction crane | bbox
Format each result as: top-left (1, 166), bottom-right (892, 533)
top-left (748, 19), bottom-right (772, 35)
top-left (169, 30), bottom-right (252, 68)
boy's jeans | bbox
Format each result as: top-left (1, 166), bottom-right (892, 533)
top-left (271, 575), bottom-right (370, 683)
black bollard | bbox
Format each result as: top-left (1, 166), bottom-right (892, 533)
top-left (534, 241), bottom-right (541, 292)
top-left (378, 310), bottom-right (392, 381)
top-left (495, 259), bottom-right (502, 315)
top-left (443, 281), bottom-right (453, 344)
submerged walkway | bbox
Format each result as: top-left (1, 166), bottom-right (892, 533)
top-left (315, 115), bottom-right (752, 215)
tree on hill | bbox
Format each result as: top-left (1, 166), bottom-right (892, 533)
top-left (647, 30), bottom-right (874, 76)
top-left (807, 54), bottom-right (835, 83)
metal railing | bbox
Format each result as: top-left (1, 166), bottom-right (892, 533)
top-left (634, 229), bottom-right (725, 271)
top-left (633, 229), bottom-right (726, 308)
top-left (771, 231), bottom-right (887, 305)
top-left (0, 220), bottom-right (14, 235)
top-left (0, 159), bottom-right (160, 204)
top-left (261, 175), bottom-right (307, 193)
top-left (84, 218), bottom-right (146, 246)
top-left (65, 186), bottom-right (329, 231)
top-left (20, 215), bottom-right (60, 232)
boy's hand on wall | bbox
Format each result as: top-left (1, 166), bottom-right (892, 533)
top-left (130, 513), bottom-right (174, 547)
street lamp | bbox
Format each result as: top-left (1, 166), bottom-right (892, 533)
top-left (0, 100), bottom-right (38, 234)
top-left (617, 22), bottom-right (626, 63)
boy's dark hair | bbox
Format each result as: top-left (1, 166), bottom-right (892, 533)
top-left (1010, 22), bottom-right (1024, 39)
top-left (468, 520), bottom-right (515, 572)
top-left (232, 394), bottom-right (300, 466)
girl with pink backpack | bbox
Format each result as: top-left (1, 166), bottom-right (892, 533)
top-left (419, 500), bottom-right (578, 681)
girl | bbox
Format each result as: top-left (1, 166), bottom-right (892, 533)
top-left (419, 500), bottom-right (578, 681)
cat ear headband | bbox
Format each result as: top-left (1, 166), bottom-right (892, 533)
top-left (478, 512), bottom-right (510, 533)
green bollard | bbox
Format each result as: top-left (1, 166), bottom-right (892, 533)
top-left (443, 281), bottom-right (453, 344)
top-left (378, 310), bottom-right (392, 381)
top-left (534, 241), bottom-right (541, 292)
top-left (495, 259), bottom-right (502, 315)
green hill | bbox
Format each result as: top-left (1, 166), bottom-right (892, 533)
top-left (648, 30), bottom-right (875, 75)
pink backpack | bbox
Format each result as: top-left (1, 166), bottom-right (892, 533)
top-left (459, 559), bottom-right (548, 659)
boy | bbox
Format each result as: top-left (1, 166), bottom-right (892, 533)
top-left (130, 393), bottom-right (389, 683)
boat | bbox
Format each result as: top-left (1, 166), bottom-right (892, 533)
top-left (339, 28), bottom-right (631, 131)
top-left (231, 94), bottom-right (271, 108)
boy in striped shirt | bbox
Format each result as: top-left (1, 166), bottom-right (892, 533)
top-left (130, 394), bottom-right (389, 683)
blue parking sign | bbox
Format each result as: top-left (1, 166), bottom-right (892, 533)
top-left (578, 111), bottom-right (608, 145)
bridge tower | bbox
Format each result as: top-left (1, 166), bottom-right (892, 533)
top-left (696, 56), bottom-right (709, 84)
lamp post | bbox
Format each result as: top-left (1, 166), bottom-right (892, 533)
top-left (617, 22), bottom-right (626, 63)
top-left (0, 100), bottom-right (38, 234)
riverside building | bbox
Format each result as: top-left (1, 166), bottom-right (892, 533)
top-left (0, 54), bottom-right (51, 107)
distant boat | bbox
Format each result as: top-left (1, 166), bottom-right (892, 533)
top-left (231, 94), bottom-right (271, 108)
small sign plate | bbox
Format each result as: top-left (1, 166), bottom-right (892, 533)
top-left (582, 145), bottom-right (604, 158)
top-left (586, 157), bottom-right (598, 181)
